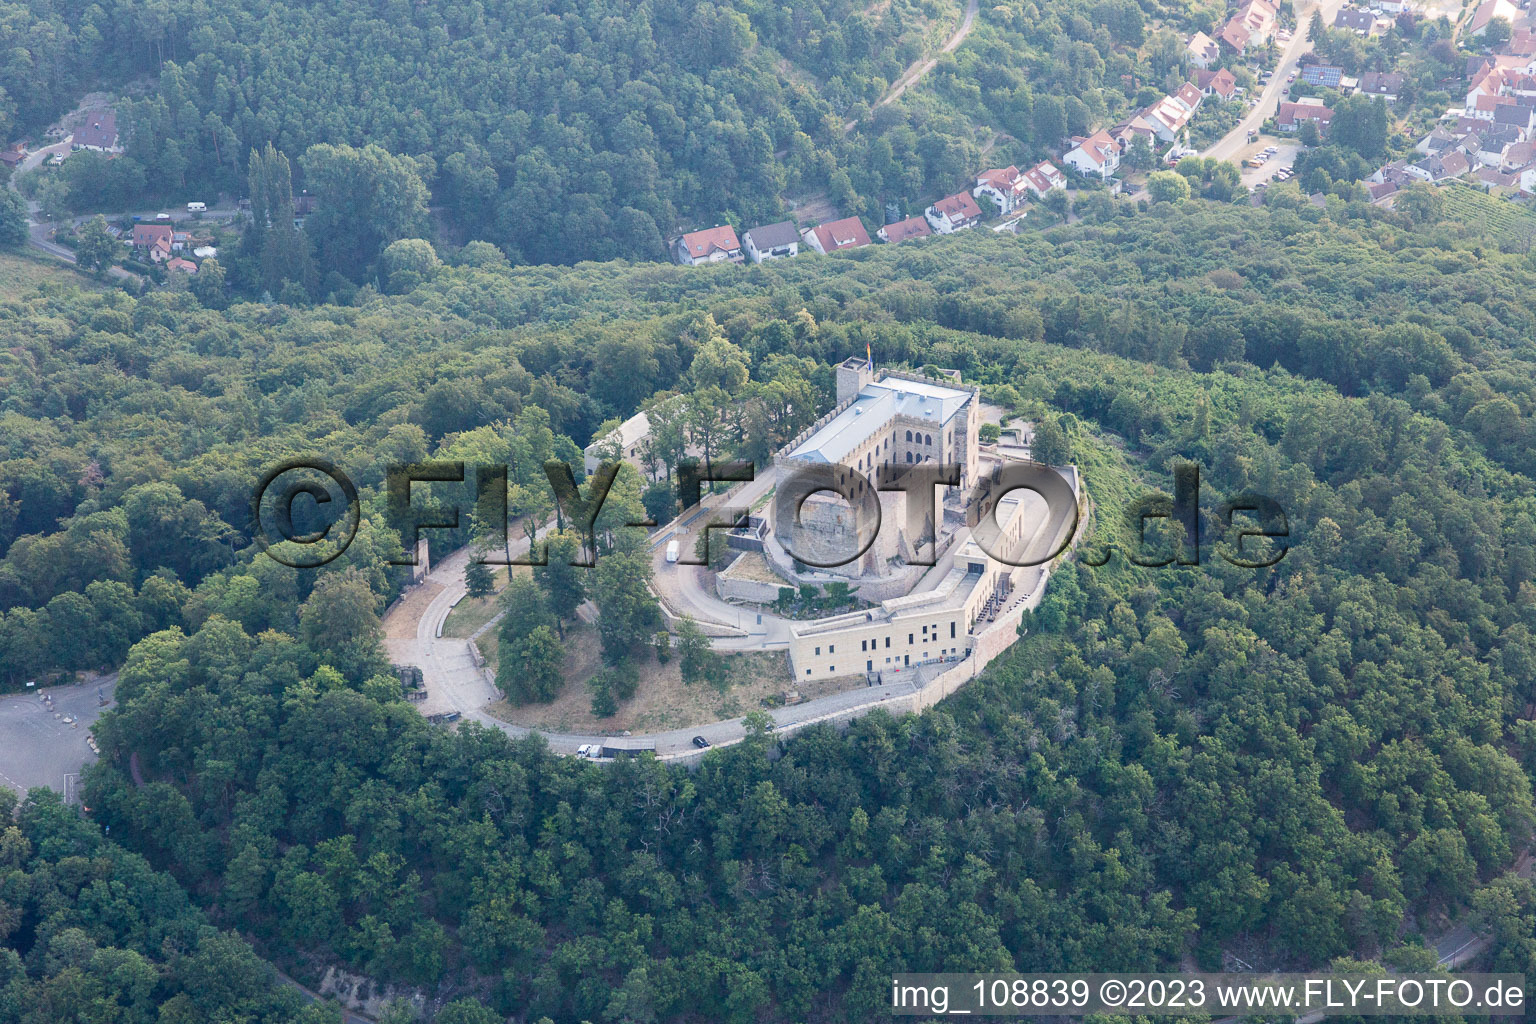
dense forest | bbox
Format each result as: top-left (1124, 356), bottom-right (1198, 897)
top-left (0, 193), bottom-right (1531, 1019)
top-left (9, 0), bottom-right (1237, 269)
top-left (0, 785), bottom-right (350, 1022)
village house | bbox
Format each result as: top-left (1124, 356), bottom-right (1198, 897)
top-left (0, 142), bottom-right (26, 169)
top-left (1195, 67), bottom-right (1239, 101)
top-left (1407, 150), bottom-right (1471, 182)
top-left (1301, 64), bottom-right (1345, 89)
top-left (1469, 0), bottom-right (1520, 37)
top-left (1187, 30), bottom-right (1221, 68)
top-left (877, 215), bottom-right (933, 243)
top-left (1142, 97), bottom-right (1193, 142)
top-left (802, 216), bottom-right (871, 254)
top-left (1219, 0), bottom-right (1277, 55)
top-left (924, 192), bottom-right (984, 233)
top-left (1064, 129), bottom-right (1121, 179)
top-left (1334, 8), bottom-right (1390, 34)
top-left (972, 166), bottom-right (1031, 213)
top-left (1111, 114), bottom-right (1159, 151)
top-left (1476, 165), bottom-right (1522, 190)
top-left (1501, 139), bottom-right (1536, 172)
top-left (1472, 125), bottom-right (1526, 164)
top-left (974, 161), bottom-right (1067, 213)
top-left (1277, 100), bottom-right (1334, 133)
top-left (1358, 72), bottom-right (1406, 101)
top-left (1416, 127), bottom-right (1459, 155)
top-left (1372, 158), bottom-right (1415, 185)
top-left (741, 221), bottom-right (800, 263)
top-left (1508, 28), bottom-right (1536, 57)
top-left (583, 409), bottom-right (653, 475)
top-left (1021, 160), bottom-right (1067, 196)
top-left (71, 110), bottom-right (120, 152)
top-left (1366, 180), bottom-right (1400, 204)
top-left (1494, 102), bottom-right (1536, 134)
top-left (674, 225), bottom-right (743, 265)
top-left (166, 257), bottom-right (197, 274)
top-left (131, 223), bottom-right (174, 262)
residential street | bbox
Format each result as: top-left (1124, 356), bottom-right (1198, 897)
top-left (1201, 0), bottom-right (1350, 164)
top-left (5, 139), bottom-right (140, 281)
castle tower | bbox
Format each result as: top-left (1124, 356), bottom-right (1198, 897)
top-left (835, 356), bottom-right (876, 405)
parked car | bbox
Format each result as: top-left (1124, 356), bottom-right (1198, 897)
top-left (692, 735), bottom-right (710, 748)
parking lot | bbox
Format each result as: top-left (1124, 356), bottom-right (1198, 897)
top-left (1239, 138), bottom-right (1301, 189)
top-left (0, 678), bottom-right (114, 796)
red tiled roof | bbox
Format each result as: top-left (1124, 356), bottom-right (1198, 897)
top-left (1072, 129), bottom-right (1119, 166)
top-left (809, 216), bottom-right (870, 252)
top-left (1278, 101), bottom-right (1334, 127)
top-left (73, 109), bottom-right (117, 149)
top-left (931, 192), bottom-right (983, 221)
top-left (976, 166), bottom-right (1023, 190)
top-left (132, 223), bottom-right (173, 246)
top-left (881, 215), bottom-right (932, 243)
top-left (678, 225), bottom-right (740, 258)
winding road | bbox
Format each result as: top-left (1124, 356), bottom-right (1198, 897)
top-left (5, 139), bottom-right (139, 282)
top-left (379, 456), bottom-right (1082, 758)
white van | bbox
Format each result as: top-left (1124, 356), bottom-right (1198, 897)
top-left (186, 201), bottom-right (207, 213)
top-left (665, 539), bottom-right (680, 563)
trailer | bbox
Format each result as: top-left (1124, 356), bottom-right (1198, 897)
top-left (602, 741), bottom-right (657, 759)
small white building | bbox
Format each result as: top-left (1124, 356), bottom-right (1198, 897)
top-left (1186, 30), bottom-right (1220, 69)
top-left (583, 410), bottom-right (653, 474)
top-left (924, 191), bottom-right (984, 233)
top-left (973, 166), bottom-right (1031, 213)
top-left (802, 217), bottom-right (872, 254)
top-left (1020, 161), bottom-right (1067, 197)
top-left (71, 109), bottom-right (121, 153)
top-left (877, 215), bottom-right (933, 243)
top-left (742, 221), bottom-right (801, 262)
top-left (674, 225), bottom-right (743, 265)
top-left (1063, 130), bottom-right (1121, 180)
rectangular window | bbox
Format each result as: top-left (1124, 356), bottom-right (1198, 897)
top-left (908, 633), bottom-right (914, 645)
top-left (951, 622), bottom-right (956, 638)
top-left (861, 639), bottom-right (867, 651)
top-left (885, 637), bottom-right (890, 648)
top-left (829, 644), bottom-right (835, 653)
top-left (815, 646), bottom-right (820, 656)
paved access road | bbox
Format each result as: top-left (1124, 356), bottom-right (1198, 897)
top-left (0, 677), bottom-right (115, 795)
top-left (5, 141), bottom-right (143, 282)
top-left (1201, 0), bottom-right (1350, 165)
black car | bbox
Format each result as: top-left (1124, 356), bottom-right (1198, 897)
top-left (692, 735), bottom-right (710, 748)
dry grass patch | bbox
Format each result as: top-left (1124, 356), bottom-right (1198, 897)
top-left (484, 621), bottom-right (860, 733)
